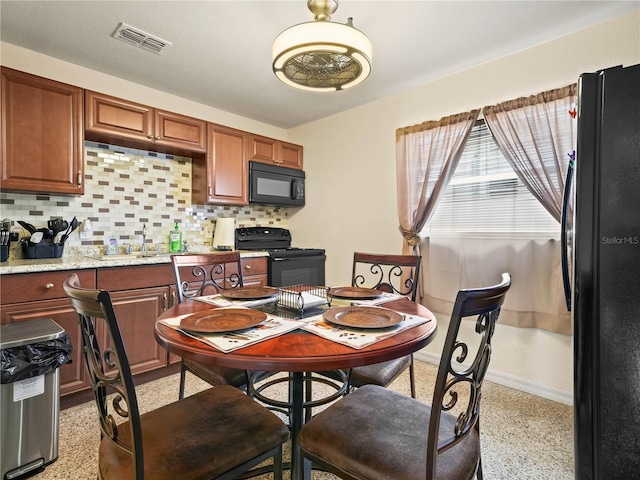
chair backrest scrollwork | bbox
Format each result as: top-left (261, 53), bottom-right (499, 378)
top-left (426, 272), bottom-right (511, 480)
top-left (64, 273), bottom-right (145, 479)
top-left (352, 252), bottom-right (422, 301)
top-left (171, 252), bottom-right (244, 303)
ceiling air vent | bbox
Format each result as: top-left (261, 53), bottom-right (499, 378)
top-left (112, 23), bottom-right (172, 55)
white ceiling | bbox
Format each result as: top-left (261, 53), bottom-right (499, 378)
top-left (1, 1), bottom-right (636, 129)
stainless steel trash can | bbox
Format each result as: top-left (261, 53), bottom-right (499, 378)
top-left (1, 319), bottom-right (71, 479)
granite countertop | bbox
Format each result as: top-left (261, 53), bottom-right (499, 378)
top-left (0, 249), bottom-right (269, 275)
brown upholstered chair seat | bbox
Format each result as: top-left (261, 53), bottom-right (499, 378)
top-left (65, 272), bottom-right (289, 480)
top-left (298, 384), bottom-right (479, 480)
top-left (99, 385), bottom-right (289, 479)
top-left (181, 358), bottom-right (248, 389)
top-left (318, 355), bottom-right (412, 390)
top-left (300, 273), bottom-right (511, 480)
top-left (348, 356), bottom-right (412, 388)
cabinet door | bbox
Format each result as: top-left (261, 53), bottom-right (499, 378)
top-left (280, 141), bottom-right (304, 169)
top-left (108, 287), bottom-right (169, 375)
top-left (154, 109), bottom-right (206, 153)
top-left (249, 134), bottom-right (303, 170)
top-left (193, 123), bottom-right (248, 205)
top-left (241, 257), bottom-right (268, 286)
top-left (0, 67), bottom-right (84, 195)
top-left (85, 91), bottom-right (153, 145)
top-left (249, 134), bottom-right (279, 165)
top-left (167, 285), bottom-right (181, 365)
top-left (0, 299), bottom-right (89, 396)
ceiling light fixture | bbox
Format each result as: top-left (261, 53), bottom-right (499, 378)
top-left (272, 0), bottom-right (372, 92)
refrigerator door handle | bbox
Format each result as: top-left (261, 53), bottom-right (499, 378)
top-left (560, 160), bottom-right (574, 311)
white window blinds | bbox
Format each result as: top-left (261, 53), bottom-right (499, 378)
top-left (426, 121), bottom-right (560, 237)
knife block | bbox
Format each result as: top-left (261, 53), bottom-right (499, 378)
top-left (21, 240), bottom-right (64, 259)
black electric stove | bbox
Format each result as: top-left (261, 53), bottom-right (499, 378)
top-left (235, 227), bottom-right (324, 256)
top-left (235, 227), bottom-right (326, 286)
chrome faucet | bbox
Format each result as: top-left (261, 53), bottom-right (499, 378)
top-left (141, 224), bottom-right (147, 253)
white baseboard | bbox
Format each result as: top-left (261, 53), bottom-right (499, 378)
top-left (414, 351), bottom-right (574, 406)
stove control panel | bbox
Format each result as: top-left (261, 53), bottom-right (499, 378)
top-left (235, 227), bottom-right (291, 250)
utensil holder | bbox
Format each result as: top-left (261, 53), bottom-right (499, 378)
top-left (21, 240), bottom-right (64, 259)
top-left (0, 245), bottom-right (8, 262)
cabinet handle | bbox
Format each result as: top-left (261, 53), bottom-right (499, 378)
top-left (147, 135), bottom-right (154, 140)
top-left (244, 265), bottom-right (251, 270)
top-left (77, 171), bottom-right (82, 187)
top-left (163, 292), bottom-right (168, 310)
top-left (45, 283), bottom-right (54, 289)
top-left (171, 290), bottom-right (177, 307)
top-left (154, 136), bottom-right (161, 141)
top-left (208, 185), bottom-right (212, 196)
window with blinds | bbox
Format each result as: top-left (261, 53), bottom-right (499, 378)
top-left (426, 121), bottom-right (560, 238)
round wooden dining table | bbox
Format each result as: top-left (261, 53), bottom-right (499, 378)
top-left (155, 297), bottom-right (437, 480)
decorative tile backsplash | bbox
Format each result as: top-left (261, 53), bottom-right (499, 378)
top-left (0, 142), bottom-right (288, 256)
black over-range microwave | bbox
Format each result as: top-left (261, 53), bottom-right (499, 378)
top-left (249, 161), bottom-right (305, 207)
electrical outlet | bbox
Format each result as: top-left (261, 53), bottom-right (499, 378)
top-left (80, 230), bottom-right (92, 240)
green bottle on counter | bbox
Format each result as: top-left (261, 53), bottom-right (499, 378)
top-left (169, 223), bottom-right (182, 252)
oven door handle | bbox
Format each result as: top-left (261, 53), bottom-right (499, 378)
top-left (271, 257), bottom-right (290, 262)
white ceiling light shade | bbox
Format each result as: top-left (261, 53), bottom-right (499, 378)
top-left (272, 0), bottom-right (372, 92)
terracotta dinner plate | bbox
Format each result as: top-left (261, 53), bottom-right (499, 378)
top-left (323, 306), bottom-right (403, 329)
top-left (179, 308), bottom-right (268, 333)
top-left (221, 286), bottom-right (278, 300)
top-left (329, 286), bottom-right (383, 300)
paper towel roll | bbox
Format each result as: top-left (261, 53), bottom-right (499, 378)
top-left (213, 218), bottom-right (235, 250)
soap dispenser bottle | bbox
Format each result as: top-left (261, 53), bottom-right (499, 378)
top-left (106, 233), bottom-right (118, 255)
top-left (169, 223), bottom-right (182, 252)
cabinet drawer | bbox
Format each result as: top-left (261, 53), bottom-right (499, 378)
top-left (241, 257), bottom-right (267, 276)
top-left (97, 264), bottom-right (175, 291)
top-left (1, 269), bottom-right (96, 305)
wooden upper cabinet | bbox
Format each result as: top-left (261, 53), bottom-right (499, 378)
top-left (280, 141), bottom-right (304, 169)
top-left (154, 109), bottom-right (206, 152)
top-left (192, 123), bottom-right (248, 205)
top-left (249, 134), bottom-right (303, 170)
top-left (85, 91), bottom-right (206, 154)
top-left (0, 67), bottom-right (84, 195)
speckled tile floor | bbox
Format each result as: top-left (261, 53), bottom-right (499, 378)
top-left (33, 360), bottom-right (573, 479)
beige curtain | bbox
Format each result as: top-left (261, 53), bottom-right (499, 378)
top-left (422, 236), bottom-right (571, 334)
top-left (396, 110), bottom-right (480, 300)
top-left (396, 110), bottom-right (480, 251)
top-left (483, 85), bottom-right (577, 222)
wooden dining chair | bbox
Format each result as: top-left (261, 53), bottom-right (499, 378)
top-left (63, 273), bottom-right (289, 480)
top-left (171, 252), bottom-right (251, 399)
top-left (299, 273), bottom-right (511, 480)
top-left (322, 252), bottom-right (422, 397)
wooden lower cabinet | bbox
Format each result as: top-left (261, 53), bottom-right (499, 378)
top-left (0, 256), bottom-right (267, 399)
top-left (107, 286), bottom-right (170, 375)
top-left (1, 298), bottom-right (89, 396)
top-left (0, 269), bottom-right (97, 396)
top-left (241, 256), bottom-right (268, 286)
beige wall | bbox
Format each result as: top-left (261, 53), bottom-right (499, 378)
top-left (287, 10), bottom-right (640, 403)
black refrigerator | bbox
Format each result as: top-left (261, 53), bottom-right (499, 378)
top-left (568, 64), bottom-right (640, 479)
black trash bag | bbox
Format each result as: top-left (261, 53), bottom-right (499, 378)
top-left (1, 334), bottom-right (73, 384)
